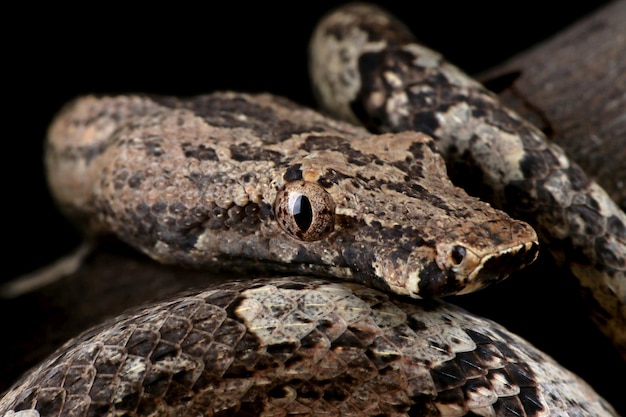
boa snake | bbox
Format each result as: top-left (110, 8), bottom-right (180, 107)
top-left (1, 3), bottom-right (624, 416)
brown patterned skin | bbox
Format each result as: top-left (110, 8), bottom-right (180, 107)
top-left (309, 2), bottom-right (626, 359)
top-left (0, 8), bottom-right (621, 416)
top-left (0, 91), bottom-right (614, 417)
top-left (44, 93), bottom-right (538, 299)
top-left (0, 278), bottom-right (619, 416)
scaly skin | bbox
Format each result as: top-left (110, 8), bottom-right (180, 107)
top-left (309, 2), bottom-right (626, 358)
top-left (1, 6), bottom-right (621, 415)
top-left (44, 92), bottom-right (537, 298)
top-left (0, 278), bottom-right (618, 416)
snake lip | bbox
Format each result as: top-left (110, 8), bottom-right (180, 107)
top-left (459, 240), bottom-right (540, 295)
top-left (395, 242), bottom-right (539, 299)
top-left (436, 238), bottom-right (540, 287)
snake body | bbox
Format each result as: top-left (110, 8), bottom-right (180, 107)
top-left (308, 3), bottom-right (626, 358)
top-left (0, 278), bottom-right (618, 417)
top-left (0, 3), bottom-right (623, 417)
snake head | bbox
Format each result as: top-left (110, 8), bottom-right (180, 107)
top-left (46, 93), bottom-right (538, 299)
top-left (269, 131), bottom-right (539, 298)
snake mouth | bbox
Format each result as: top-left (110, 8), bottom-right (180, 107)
top-left (458, 240), bottom-right (540, 295)
top-left (399, 238), bottom-right (539, 299)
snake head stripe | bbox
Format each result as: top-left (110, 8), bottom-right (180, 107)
top-left (45, 92), bottom-right (538, 299)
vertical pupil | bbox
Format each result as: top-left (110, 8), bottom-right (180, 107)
top-left (293, 195), bottom-right (313, 231)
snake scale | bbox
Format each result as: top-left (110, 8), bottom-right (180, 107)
top-left (1, 3), bottom-right (623, 417)
top-left (308, 3), bottom-right (626, 358)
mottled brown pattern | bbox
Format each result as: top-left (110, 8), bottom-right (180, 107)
top-left (309, 2), bottom-right (626, 359)
top-left (1, 4), bottom-right (623, 417)
top-left (44, 92), bottom-right (537, 298)
top-left (0, 278), bottom-right (618, 416)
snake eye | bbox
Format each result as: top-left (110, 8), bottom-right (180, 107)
top-left (274, 180), bottom-right (336, 241)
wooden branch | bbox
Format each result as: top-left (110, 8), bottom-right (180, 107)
top-left (481, 0), bottom-right (626, 210)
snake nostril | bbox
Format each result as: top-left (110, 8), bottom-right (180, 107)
top-left (451, 245), bottom-right (466, 266)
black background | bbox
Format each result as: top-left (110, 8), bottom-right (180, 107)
top-left (3, 1), bottom-right (624, 414)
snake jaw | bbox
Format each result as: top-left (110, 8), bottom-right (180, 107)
top-left (432, 227), bottom-right (540, 297)
top-left (458, 240), bottom-right (540, 295)
top-left (359, 216), bottom-right (540, 299)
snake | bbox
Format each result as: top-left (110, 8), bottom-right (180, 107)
top-left (0, 3), bottom-right (623, 417)
top-left (308, 3), bottom-right (626, 358)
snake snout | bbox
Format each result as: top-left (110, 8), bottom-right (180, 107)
top-left (430, 216), bottom-right (540, 296)
top-left (459, 239), bottom-right (540, 295)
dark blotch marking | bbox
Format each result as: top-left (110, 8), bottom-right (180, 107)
top-left (267, 386), bottom-right (290, 399)
top-left (159, 315), bottom-right (190, 345)
top-left (341, 245), bottom-right (378, 282)
top-left (455, 351), bottom-right (485, 379)
top-left (116, 390), bottom-right (141, 411)
top-left (365, 337), bottom-right (400, 367)
top-left (567, 203), bottom-right (605, 236)
top-left (303, 135), bottom-right (375, 167)
top-left (504, 362), bottom-right (536, 387)
top-left (318, 168), bottom-right (352, 188)
top-left (426, 71), bottom-right (450, 89)
top-left (144, 136), bottom-right (164, 157)
top-left (283, 164), bottom-right (303, 181)
top-left (229, 142), bottom-right (284, 164)
top-left (181, 142), bottom-right (218, 161)
top-left (296, 382), bottom-right (323, 400)
top-left (408, 398), bottom-right (440, 416)
top-left (496, 328), bottom-right (530, 354)
top-left (412, 112), bottom-right (439, 137)
top-left (406, 316), bottom-right (427, 332)
top-left (595, 236), bottom-right (626, 268)
top-left (493, 396), bottom-right (525, 417)
top-left (430, 360), bottom-right (464, 391)
top-left (322, 376), bottom-right (357, 402)
top-left (434, 387), bottom-right (465, 406)
top-left (253, 355), bottom-right (282, 371)
top-left (519, 386), bottom-right (545, 416)
top-left (127, 172), bottom-right (144, 188)
top-left (150, 341), bottom-right (178, 362)
top-left (331, 330), bottom-right (365, 350)
top-left (351, 52), bottom-right (388, 131)
top-left (266, 342), bottom-right (298, 360)
top-left (125, 329), bottom-right (158, 358)
top-left (142, 371), bottom-right (172, 397)
top-left (607, 215), bottom-right (626, 238)
top-left (564, 165), bottom-right (591, 191)
top-left (465, 329), bottom-right (493, 344)
top-left (352, 48), bottom-right (430, 133)
top-left (237, 401), bottom-right (265, 417)
top-left (155, 94), bottom-right (310, 145)
top-left (418, 262), bottom-right (461, 297)
top-left (407, 141), bottom-right (427, 162)
top-left (204, 290), bottom-right (239, 308)
top-left (384, 180), bottom-right (454, 212)
top-left (31, 388), bottom-right (64, 415)
top-left (224, 295), bottom-right (248, 324)
top-left (53, 117), bottom-right (117, 165)
top-left (408, 88), bottom-right (437, 111)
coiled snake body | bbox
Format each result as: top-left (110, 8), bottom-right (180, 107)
top-left (1, 3), bottom-right (623, 417)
